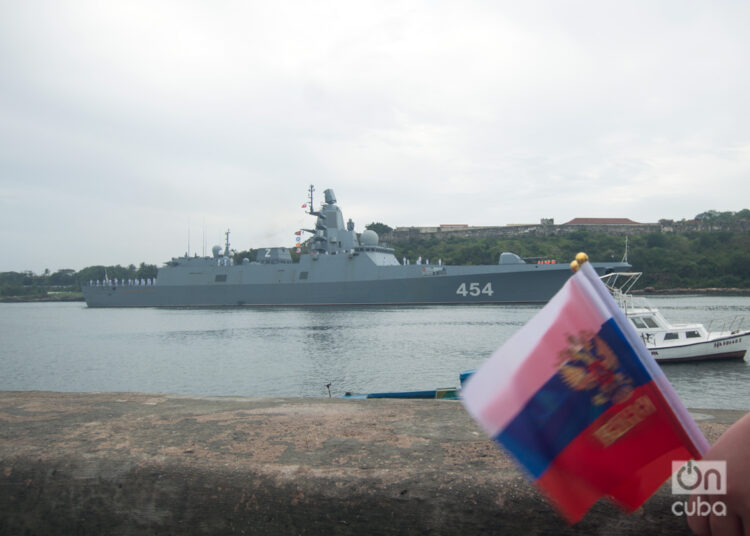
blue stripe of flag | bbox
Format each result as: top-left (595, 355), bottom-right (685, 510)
top-left (495, 318), bottom-right (653, 479)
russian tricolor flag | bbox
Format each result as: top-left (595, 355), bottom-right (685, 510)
top-left (462, 261), bottom-right (709, 523)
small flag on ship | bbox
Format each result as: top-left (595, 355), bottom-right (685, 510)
top-left (301, 203), bottom-right (307, 209)
top-left (461, 254), bottom-right (709, 523)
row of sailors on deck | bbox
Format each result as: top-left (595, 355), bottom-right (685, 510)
top-left (402, 257), bottom-right (442, 266)
top-left (90, 278), bottom-right (155, 286)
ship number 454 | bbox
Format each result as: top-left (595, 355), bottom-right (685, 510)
top-left (456, 282), bottom-right (494, 297)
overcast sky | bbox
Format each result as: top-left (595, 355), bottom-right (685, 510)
top-left (1, 1), bottom-right (749, 273)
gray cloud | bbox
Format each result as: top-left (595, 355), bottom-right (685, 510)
top-left (1, 0), bottom-right (749, 272)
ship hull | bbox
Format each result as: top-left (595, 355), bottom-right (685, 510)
top-left (82, 262), bottom-right (626, 307)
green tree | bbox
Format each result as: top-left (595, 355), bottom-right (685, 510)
top-left (365, 222), bottom-right (393, 235)
top-left (135, 263), bottom-right (158, 280)
top-left (233, 249), bottom-right (256, 264)
top-left (49, 269), bottom-right (76, 286)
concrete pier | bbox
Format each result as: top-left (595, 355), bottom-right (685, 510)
top-left (0, 392), bottom-right (743, 535)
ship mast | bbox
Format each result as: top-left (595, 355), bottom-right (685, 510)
top-left (302, 184), bottom-right (327, 253)
top-left (307, 184), bottom-right (322, 218)
top-left (224, 229), bottom-right (231, 258)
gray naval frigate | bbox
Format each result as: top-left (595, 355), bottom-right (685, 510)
top-left (82, 186), bottom-right (630, 307)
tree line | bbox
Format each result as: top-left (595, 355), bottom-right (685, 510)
top-left (2, 225), bottom-right (750, 300)
top-left (387, 230), bottom-right (750, 289)
top-left (0, 263), bottom-right (158, 299)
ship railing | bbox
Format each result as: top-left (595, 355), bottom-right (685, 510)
top-left (599, 272), bottom-right (668, 314)
top-left (90, 278), bottom-right (157, 287)
top-left (706, 315), bottom-right (748, 336)
top-left (609, 287), bottom-right (654, 315)
top-left (600, 272), bottom-right (652, 314)
top-left (421, 266), bottom-right (447, 276)
top-left (600, 272), bottom-right (642, 295)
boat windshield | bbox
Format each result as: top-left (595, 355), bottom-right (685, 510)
top-left (631, 316), bottom-right (659, 329)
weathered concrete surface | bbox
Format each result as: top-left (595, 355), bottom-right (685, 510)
top-left (0, 392), bottom-right (743, 535)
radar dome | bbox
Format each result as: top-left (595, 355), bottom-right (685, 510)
top-left (360, 229), bottom-right (379, 246)
top-left (212, 245), bottom-right (222, 258)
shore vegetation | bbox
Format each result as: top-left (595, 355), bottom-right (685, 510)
top-left (3, 212), bottom-right (750, 301)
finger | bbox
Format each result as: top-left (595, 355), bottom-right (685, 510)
top-left (688, 508), bottom-right (711, 536)
top-left (709, 511), bottom-right (742, 536)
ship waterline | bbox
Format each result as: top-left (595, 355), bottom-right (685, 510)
top-left (83, 186), bottom-right (630, 307)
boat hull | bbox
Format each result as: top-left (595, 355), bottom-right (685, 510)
top-left (649, 332), bottom-right (749, 363)
top-left (341, 389), bottom-right (460, 399)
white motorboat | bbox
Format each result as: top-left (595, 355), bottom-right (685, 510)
top-left (600, 272), bottom-right (749, 363)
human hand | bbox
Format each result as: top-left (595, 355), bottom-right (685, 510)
top-left (688, 412), bottom-right (750, 535)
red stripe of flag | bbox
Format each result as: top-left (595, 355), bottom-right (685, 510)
top-left (535, 382), bottom-right (702, 522)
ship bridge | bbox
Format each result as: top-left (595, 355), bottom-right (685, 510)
top-left (307, 187), bottom-right (360, 255)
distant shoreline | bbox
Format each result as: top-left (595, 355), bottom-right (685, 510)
top-left (1, 288), bottom-right (750, 304)
top-left (632, 288), bottom-right (750, 296)
top-left (0, 294), bottom-right (84, 303)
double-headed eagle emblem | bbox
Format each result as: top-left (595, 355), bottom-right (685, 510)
top-left (557, 330), bottom-right (634, 406)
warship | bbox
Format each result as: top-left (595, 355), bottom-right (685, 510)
top-left (82, 186), bottom-right (630, 307)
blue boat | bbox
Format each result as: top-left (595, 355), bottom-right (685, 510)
top-left (341, 388), bottom-right (459, 400)
top-left (340, 372), bottom-right (478, 399)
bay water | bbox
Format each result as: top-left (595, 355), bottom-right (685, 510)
top-left (1, 297), bottom-right (749, 410)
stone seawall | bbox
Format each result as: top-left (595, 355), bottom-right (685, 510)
top-left (0, 392), bottom-right (742, 535)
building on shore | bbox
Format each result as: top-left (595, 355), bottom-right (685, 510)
top-left (381, 217), bottom-right (749, 244)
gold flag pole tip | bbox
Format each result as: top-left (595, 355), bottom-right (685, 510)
top-left (570, 252), bottom-right (589, 273)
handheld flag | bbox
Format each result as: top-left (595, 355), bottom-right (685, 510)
top-left (461, 256), bottom-right (709, 523)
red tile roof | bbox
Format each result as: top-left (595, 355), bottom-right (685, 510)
top-left (563, 218), bottom-right (641, 225)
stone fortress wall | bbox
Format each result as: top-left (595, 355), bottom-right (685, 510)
top-left (381, 218), bottom-right (750, 243)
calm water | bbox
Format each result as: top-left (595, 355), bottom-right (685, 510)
top-left (1, 297), bottom-right (749, 410)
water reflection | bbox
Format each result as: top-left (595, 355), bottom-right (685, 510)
top-left (0, 300), bottom-right (748, 409)
top-left (661, 359), bottom-right (750, 409)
